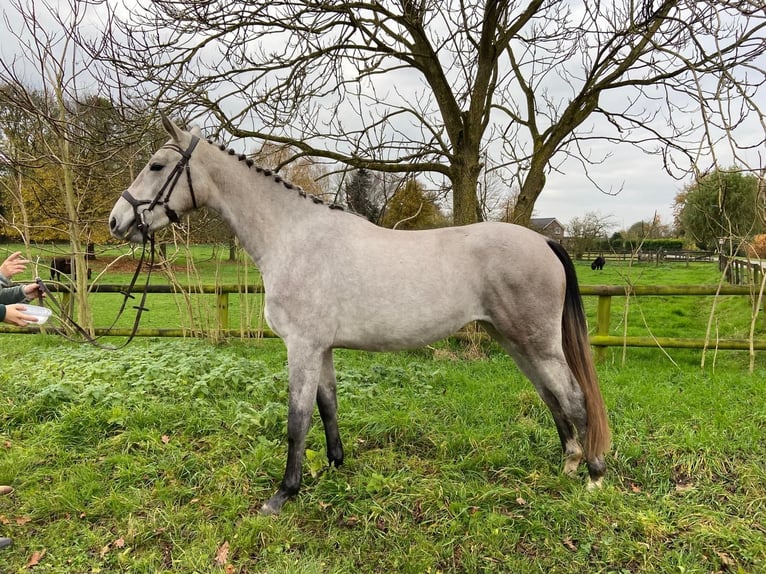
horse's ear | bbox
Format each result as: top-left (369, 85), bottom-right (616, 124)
top-left (190, 125), bottom-right (203, 137)
top-left (160, 113), bottom-right (183, 142)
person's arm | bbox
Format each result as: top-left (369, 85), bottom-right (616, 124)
top-left (0, 284), bottom-right (26, 304)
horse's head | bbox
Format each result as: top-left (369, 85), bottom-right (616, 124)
top-left (109, 115), bottom-right (203, 243)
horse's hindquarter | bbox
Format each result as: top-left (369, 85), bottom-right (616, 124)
top-left (263, 221), bottom-right (564, 351)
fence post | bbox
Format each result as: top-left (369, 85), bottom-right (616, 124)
top-left (217, 290), bottom-right (229, 331)
top-left (595, 295), bottom-right (612, 362)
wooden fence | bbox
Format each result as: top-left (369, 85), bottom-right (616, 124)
top-left (719, 254), bottom-right (765, 286)
top-left (2, 283), bottom-right (765, 356)
top-left (582, 250), bottom-right (716, 265)
top-left (581, 284), bottom-right (766, 361)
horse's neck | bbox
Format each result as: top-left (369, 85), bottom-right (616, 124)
top-left (203, 155), bottom-right (320, 271)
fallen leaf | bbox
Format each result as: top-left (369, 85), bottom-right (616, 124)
top-left (716, 550), bottom-right (736, 570)
top-left (0, 515), bottom-right (8, 525)
top-left (515, 497), bottom-right (527, 506)
top-left (161, 434), bottom-right (171, 444)
top-left (99, 544), bottom-right (111, 558)
top-left (25, 549), bottom-right (46, 569)
top-left (16, 515), bottom-right (32, 525)
top-left (114, 537), bottom-right (126, 549)
top-left (224, 565), bottom-right (236, 574)
top-left (3, 441), bottom-right (11, 449)
top-left (339, 515), bottom-right (359, 528)
top-left (630, 483), bottom-right (642, 493)
top-left (215, 541), bottom-right (230, 566)
top-left (562, 538), bottom-right (578, 552)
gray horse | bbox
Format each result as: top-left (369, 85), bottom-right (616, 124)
top-left (109, 116), bottom-right (610, 515)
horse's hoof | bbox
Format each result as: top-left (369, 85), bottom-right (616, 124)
top-left (260, 489), bottom-right (291, 515)
top-left (259, 502), bottom-right (281, 516)
top-left (586, 477), bottom-right (604, 490)
top-left (563, 457), bottom-right (581, 477)
top-left (562, 440), bottom-right (583, 477)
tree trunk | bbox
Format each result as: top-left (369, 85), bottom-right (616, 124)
top-left (512, 161), bottom-right (547, 228)
top-left (451, 152), bottom-right (483, 226)
top-left (54, 84), bottom-right (94, 336)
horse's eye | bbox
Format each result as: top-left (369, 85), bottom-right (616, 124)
top-left (149, 163), bottom-right (164, 171)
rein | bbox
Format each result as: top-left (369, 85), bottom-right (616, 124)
top-left (39, 136), bottom-right (201, 350)
top-left (36, 236), bottom-right (157, 350)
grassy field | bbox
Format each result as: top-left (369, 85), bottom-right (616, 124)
top-left (1, 246), bottom-right (765, 572)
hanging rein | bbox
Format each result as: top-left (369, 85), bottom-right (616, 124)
top-left (38, 136), bottom-right (200, 350)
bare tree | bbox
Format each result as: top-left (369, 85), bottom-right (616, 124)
top-left (91, 1), bottom-right (764, 226)
top-left (0, 0), bottom-right (155, 332)
top-left (566, 212), bottom-right (617, 259)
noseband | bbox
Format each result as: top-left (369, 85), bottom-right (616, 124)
top-left (121, 136), bottom-right (200, 240)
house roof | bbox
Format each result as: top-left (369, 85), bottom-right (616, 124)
top-left (530, 217), bottom-right (563, 231)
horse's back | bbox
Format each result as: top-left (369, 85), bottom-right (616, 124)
top-left (272, 220), bottom-right (567, 351)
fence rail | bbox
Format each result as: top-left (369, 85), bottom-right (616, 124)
top-left (2, 283), bottom-right (765, 356)
top-left (579, 284), bottom-right (766, 359)
top-left (582, 250), bottom-right (716, 264)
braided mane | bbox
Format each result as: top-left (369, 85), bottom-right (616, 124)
top-left (206, 139), bottom-right (344, 211)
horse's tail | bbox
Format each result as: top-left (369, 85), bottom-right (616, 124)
top-left (547, 240), bottom-right (611, 459)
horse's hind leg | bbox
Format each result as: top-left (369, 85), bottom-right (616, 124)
top-left (484, 324), bottom-right (588, 477)
top-left (316, 349), bottom-right (344, 468)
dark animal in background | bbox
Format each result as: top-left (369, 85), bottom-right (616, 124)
top-left (50, 257), bottom-right (92, 281)
top-left (591, 256), bottom-right (606, 270)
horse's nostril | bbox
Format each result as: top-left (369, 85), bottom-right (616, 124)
top-left (109, 217), bottom-right (116, 231)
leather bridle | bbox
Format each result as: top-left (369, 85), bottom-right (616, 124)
top-left (36, 136), bottom-right (201, 349)
top-left (121, 136), bottom-right (200, 241)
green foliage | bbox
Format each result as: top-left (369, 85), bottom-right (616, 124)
top-left (676, 169), bottom-right (763, 250)
top-left (344, 168), bottom-right (381, 223)
top-left (380, 178), bottom-right (447, 230)
top-left (0, 86), bottom-right (161, 243)
top-left (595, 238), bottom-right (686, 252)
top-left (1, 259), bottom-right (765, 572)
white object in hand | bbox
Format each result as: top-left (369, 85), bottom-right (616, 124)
top-left (23, 305), bottom-right (52, 325)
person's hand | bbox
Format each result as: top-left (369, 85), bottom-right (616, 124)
top-left (3, 304), bottom-right (37, 326)
top-left (22, 282), bottom-right (43, 300)
top-left (0, 252), bottom-right (29, 279)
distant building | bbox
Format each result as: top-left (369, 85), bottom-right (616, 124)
top-left (530, 217), bottom-right (565, 242)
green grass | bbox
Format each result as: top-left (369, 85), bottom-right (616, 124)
top-left (577, 260), bottom-right (763, 353)
top-left (0, 338), bottom-right (764, 573)
top-left (1, 246), bottom-right (765, 571)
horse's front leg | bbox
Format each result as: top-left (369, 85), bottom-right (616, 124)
top-left (260, 342), bottom-right (322, 515)
top-left (316, 349), bottom-right (343, 467)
